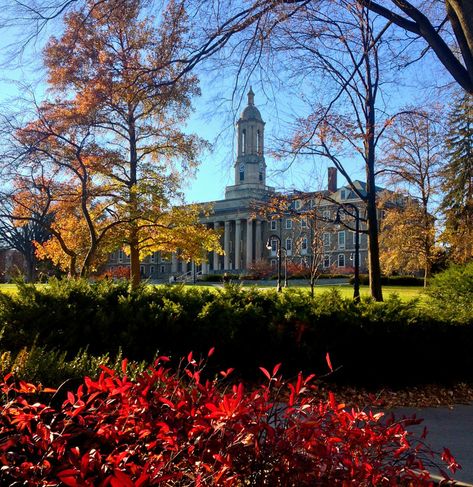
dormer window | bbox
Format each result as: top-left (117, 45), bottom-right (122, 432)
top-left (341, 189), bottom-right (346, 200)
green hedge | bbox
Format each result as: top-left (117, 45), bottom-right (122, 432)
top-left (0, 278), bottom-right (471, 387)
top-left (349, 274), bottom-right (425, 286)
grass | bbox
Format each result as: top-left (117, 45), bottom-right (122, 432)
top-left (0, 282), bottom-right (425, 301)
top-left (181, 282), bottom-right (425, 301)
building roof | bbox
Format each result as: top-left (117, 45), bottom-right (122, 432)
top-left (239, 87), bottom-right (263, 121)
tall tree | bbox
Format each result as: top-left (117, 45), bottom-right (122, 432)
top-left (0, 208), bottom-right (52, 282)
top-left (41, 0), bottom-right (220, 285)
top-left (379, 197), bottom-right (437, 285)
top-left (272, 3), bottom-right (388, 300)
top-left (378, 109), bottom-right (444, 285)
top-left (440, 93), bottom-right (473, 262)
top-left (0, 100), bottom-right (123, 277)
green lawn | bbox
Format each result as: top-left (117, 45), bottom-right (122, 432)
top-left (0, 282), bottom-right (425, 301)
top-left (253, 284), bottom-right (425, 300)
top-left (183, 282), bottom-right (425, 301)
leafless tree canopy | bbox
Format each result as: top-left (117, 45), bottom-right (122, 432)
top-left (1, 1), bottom-right (472, 93)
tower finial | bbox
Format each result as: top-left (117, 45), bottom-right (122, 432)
top-left (247, 86), bottom-right (255, 106)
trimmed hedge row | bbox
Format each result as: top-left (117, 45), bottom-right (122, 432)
top-left (0, 278), bottom-right (471, 387)
top-left (349, 274), bottom-right (425, 286)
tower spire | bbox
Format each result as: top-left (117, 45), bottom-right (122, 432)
top-left (247, 86), bottom-right (255, 106)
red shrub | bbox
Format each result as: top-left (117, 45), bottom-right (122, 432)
top-left (96, 265), bottom-right (131, 280)
top-left (0, 355), bottom-right (459, 486)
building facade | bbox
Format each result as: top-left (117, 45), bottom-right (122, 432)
top-left (108, 89), bottom-right (383, 280)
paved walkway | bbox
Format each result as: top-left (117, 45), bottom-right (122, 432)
top-left (393, 405), bottom-right (473, 484)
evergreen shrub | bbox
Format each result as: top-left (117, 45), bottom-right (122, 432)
top-left (425, 262), bottom-right (473, 323)
top-left (350, 275), bottom-right (424, 286)
top-left (0, 279), bottom-right (472, 387)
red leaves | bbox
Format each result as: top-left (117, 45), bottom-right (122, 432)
top-left (442, 447), bottom-right (460, 474)
top-left (259, 363), bottom-right (282, 381)
top-left (326, 352), bottom-right (333, 373)
top-left (0, 356), bottom-right (459, 486)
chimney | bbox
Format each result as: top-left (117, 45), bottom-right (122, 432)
top-left (328, 167), bottom-right (337, 193)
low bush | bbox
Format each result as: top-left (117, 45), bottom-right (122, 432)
top-left (425, 262), bottom-right (473, 323)
top-left (0, 344), bottom-right (149, 389)
top-left (0, 355), bottom-right (459, 485)
top-left (200, 273), bottom-right (240, 282)
top-left (0, 279), bottom-right (472, 387)
top-left (350, 275), bottom-right (424, 286)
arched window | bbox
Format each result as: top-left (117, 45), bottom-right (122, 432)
top-left (242, 129), bottom-right (246, 154)
top-left (256, 129), bottom-right (261, 154)
top-left (239, 163), bottom-right (245, 182)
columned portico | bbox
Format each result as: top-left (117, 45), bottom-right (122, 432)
top-left (171, 252), bottom-right (178, 273)
top-left (224, 220), bottom-right (231, 270)
top-left (246, 219), bottom-right (253, 268)
top-left (235, 219), bottom-right (242, 270)
top-left (255, 220), bottom-right (262, 261)
top-left (213, 222), bottom-right (220, 271)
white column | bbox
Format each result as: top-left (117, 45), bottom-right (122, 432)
top-left (255, 220), bottom-right (262, 261)
top-left (213, 222), bottom-right (220, 271)
top-left (246, 219), bottom-right (253, 268)
top-left (224, 220), bottom-right (231, 270)
top-left (171, 252), bottom-right (178, 273)
top-left (235, 219), bottom-right (241, 270)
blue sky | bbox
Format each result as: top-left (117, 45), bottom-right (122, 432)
top-left (0, 11), bottom-right (452, 206)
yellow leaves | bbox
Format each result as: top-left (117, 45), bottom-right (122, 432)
top-left (136, 204), bottom-right (222, 262)
top-left (379, 199), bottom-right (436, 276)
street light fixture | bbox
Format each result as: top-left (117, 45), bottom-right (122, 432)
top-left (334, 203), bottom-right (360, 302)
top-left (266, 235), bottom-right (285, 292)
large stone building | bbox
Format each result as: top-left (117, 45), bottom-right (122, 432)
top-left (108, 89), bottom-right (381, 280)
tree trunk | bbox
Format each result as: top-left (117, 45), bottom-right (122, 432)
top-left (129, 224), bottom-right (141, 288)
top-left (68, 255), bottom-right (78, 278)
top-left (364, 46), bottom-right (383, 302)
top-left (366, 195), bottom-right (383, 301)
top-left (128, 110), bottom-right (141, 289)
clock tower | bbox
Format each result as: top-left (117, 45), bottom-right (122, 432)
top-left (225, 88), bottom-right (270, 200)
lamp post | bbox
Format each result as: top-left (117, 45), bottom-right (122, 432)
top-left (266, 235), bottom-right (284, 292)
top-left (335, 203), bottom-right (360, 302)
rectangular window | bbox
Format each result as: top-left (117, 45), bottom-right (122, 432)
top-left (270, 239), bottom-right (278, 256)
top-left (140, 265), bottom-right (145, 276)
top-left (286, 238), bottom-right (292, 256)
top-left (271, 259), bottom-right (277, 269)
top-left (340, 189), bottom-right (346, 200)
top-left (323, 232), bottom-right (330, 246)
top-left (294, 199), bottom-right (301, 210)
top-left (338, 254), bottom-right (345, 267)
top-left (270, 220), bottom-right (277, 231)
top-left (118, 250), bottom-right (124, 263)
top-left (301, 218), bottom-right (307, 228)
top-left (338, 231), bottom-right (345, 249)
top-left (151, 252), bottom-right (156, 263)
top-left (286, 219), bottom-right (292, 230)
top-left (323, 210), bottom-right (331, 220)
top-left (323, 255), bottom-right (330, 268)
top-left (301, 237), bottom-right (308, 255)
